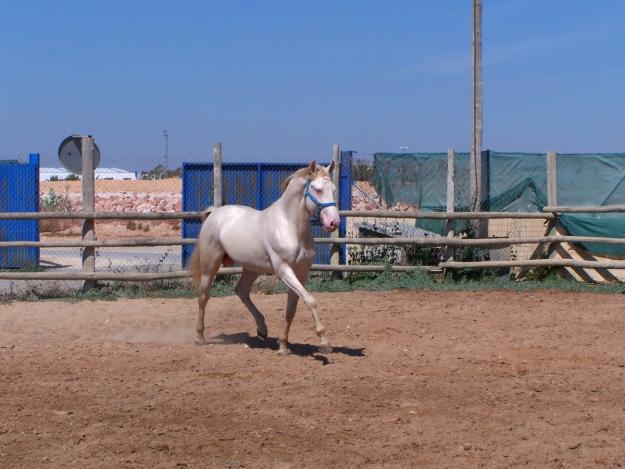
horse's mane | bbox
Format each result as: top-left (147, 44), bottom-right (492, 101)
top-left (280, 166), bottom-right (328, 192)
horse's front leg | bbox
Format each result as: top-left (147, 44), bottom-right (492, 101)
top-left (278, 266), bottom-right (308, 354)
top-left (276, 264), bottom-right (331, 354)
top-left (278, 289), bottom-right (299, 355)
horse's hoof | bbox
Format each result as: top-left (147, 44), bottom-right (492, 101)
top-left (257, 329), bottom-right (268, 340)
top-left (277, 347), bottom-right (291, 356)
top-left (194, 337), bottom-right (207, 345)
top-left (319, 344), bottom-right (332, 354)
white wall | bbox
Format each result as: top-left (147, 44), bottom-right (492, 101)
top-left (40, 168), bottom-right (137, 181)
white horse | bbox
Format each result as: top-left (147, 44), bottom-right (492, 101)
top-left (189, 160), bottom-right (340, 355)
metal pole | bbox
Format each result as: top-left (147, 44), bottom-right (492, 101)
top-left (163, 130), bottom-right (169, 174)
top-left (213, 143), bottom-right (223, 207)
top-left (81, 135), bottom-right (96, 292)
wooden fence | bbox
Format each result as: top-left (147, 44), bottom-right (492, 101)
top-left (1, 207), bottom-right (624, 282)
top-left (2, 143), bottom-right (624, 285)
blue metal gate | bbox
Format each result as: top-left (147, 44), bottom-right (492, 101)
top-left (0, 154), bottom-right (40, 269)
top-left (182, 155), bottom-right (352, 268)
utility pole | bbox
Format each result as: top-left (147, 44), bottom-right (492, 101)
top-left (471, 0), bottom-right (483, 213)
top-left (163, 129), bottom-right (169, 174)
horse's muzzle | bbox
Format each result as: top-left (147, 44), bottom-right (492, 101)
top-left (323, 219), bottom-right (339, 232)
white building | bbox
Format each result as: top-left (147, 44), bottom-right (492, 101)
top-left (40, 167), bottom-right (137, 181)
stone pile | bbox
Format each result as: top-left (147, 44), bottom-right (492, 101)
top-left (40, 182), bottom-right (400, 213)
top-left (42, 192), bottom-right (182, 213)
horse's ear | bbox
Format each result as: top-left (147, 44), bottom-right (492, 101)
top-left (308, 160), bottom-right (317, 174)
top-left (327, 161), bottom-right (335, 174)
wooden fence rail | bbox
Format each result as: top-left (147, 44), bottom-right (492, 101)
top-left (2, 206), bottom-right (625, 281)
top-left (4, 257), bottom-right (625, 281)
top-left (0, 210), bottom-right (555, 220)
top-left (313, 235), bottom-right (625, 247)
top-left (440, 259), bottom-right (625, 270)
top-left (0, 264), bottom-right (436, 281)
top-left (542, 205), bottom-right (625, 213)
top-left (0, 211), bottom-right (205, 220)
top-left (3, 234), bottom-right (625, 249)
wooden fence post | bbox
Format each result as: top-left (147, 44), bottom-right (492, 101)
top-left (81, 135), bottom-right (96, 292)
top-left (445, 148), bottom-right (456, 262)
top-left (213, 143), bottom-right (223, 207)
top-left (330, 144), bottom-right (341, 270)
top-left (547, 151), bottom-right (557, 207)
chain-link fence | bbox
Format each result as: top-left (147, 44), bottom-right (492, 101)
top-left (38, 178), bottom-right (182, 276)
top-left (181, 162), bottom-right (336, 267)
top-left (0, 153), bottom-right (39, 271)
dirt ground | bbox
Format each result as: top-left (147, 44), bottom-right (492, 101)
top-left (1, 290), bottom-right (625, 468)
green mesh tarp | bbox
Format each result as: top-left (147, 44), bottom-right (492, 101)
top-left (373, 151), bottom-right (625, 257)
top-left (559, 213), bottom-right (624, 256)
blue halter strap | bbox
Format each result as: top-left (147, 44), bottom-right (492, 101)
top-left (305, 179), bottom-right (337, 220)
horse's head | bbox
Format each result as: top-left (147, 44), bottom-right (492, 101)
top-left (304, 160), bottom-right (340, 232)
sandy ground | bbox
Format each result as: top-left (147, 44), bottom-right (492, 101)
top-left (1, 290), bottom-right (625, 468)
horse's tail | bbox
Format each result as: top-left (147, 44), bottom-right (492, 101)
top-left (188, 206), bottom-right (214, 288)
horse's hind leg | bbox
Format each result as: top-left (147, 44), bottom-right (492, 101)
top-left (235, 269), bottom-right (268, 339)
top-left (195, 248), bottom-right (224, 345)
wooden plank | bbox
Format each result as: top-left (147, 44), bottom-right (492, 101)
top-left (543, 205), bottom-right (625, 213)
top-left (0, 271), bottom-right (194, 281)
top-left (0, 210), bottom-right (557, 220)
top-left (2, 234), bottom-right (625, 248)
top-left (547, 151), bottom-right (557, 207)
top-left (213, 142), bottom-right (223, 207)
top-left (0, 264), bottom-right (435, 281)
top-left (338, 210), bottom-right (554, 219)
top-left (7, 256), bottom-right (625, 280)
top-left (549, 222), bottom-right (621, 283)
top-left (310, 264), bottom-right (435, 272)
top-left (0, 211), bottom-right (206, 220)
top-left (330, 144), bottom-right (341, 269)
top-left (0, 238), bottom-right (197, 248)
top-left (81, 136), bottom-right (96, 292)
top-left (6, 257), bottom-right (625, 280)
top-left (441, 259), bottom-right (625, 269)
top-left (313, 235), bottom-right (625, 247)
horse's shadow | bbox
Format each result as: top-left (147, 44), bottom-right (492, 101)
top-left (205, 332), bottom-right (365, 364)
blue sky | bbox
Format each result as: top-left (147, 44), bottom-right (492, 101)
top-left (1, 0), bottom-right (624, 170)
